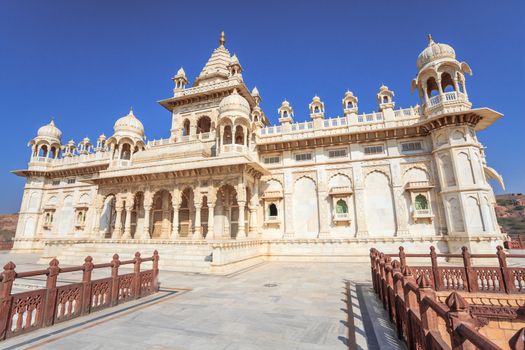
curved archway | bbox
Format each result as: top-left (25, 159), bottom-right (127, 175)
top-left (151, 190), bottom-right (172, 239)
top-left (100, 195), bottom-right (116, 238)
top-left (197, 116), bottom-right (211, 134)
top-left (217, 184), bottom-right (238, 239)
top-left (182, 119), bottom-right (190, 136)
top-left (441, 72), bottom-right (455, 92)
top-left (293, 177), bottom-right (318, 237)
top-left (364, 171), bottom-right (395, 236)
top-left (426, 77), bottom-right (439, 97)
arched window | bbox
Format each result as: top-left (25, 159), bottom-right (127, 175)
top-left (415, 194), bottom-right (428, 210)
top-left (441, 72), bottom-right (455, 92)
top-left (183, 119), bottom-right (190, 136)
top-left (120, 143), bottom-right (131, 160)
top-left (268, 203), bottom-right (278, 217)
top-left (223, 125), bottom-right (232, 144)
top-left (347, 102), bottom-right (353, 108)
top-left (335, 199), bottom-right (348, 214)
top-left (197, 116), bottom-right (211, 134)
top-left (235, 125), bottom-right (244, 145)
top-left (426, 77), bottom-right (439, 97)
top-left (314, 106), bottom-right (320, 113)
top-left (283, 111), bottom-right (288, 118)
top-left (39, 145), bottom-right (49, 157)
top-left (383, 96), bottom-right (388, 103)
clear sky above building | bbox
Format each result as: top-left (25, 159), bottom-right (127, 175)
top-left (0, 0), bottom-right (523, 213)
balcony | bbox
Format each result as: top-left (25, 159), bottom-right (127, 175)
top-left (264, 215), bottom-right (281, 226)
top-left (413, 209), bottom-right (433, 221)
top-left (333, 212), bottom-right (351, 223)
top-left (329, 186), bottom-right (353, 196)
top-left (424, 91), bottom-right (471, 117)
top-left (220, 144), bottom-right (247, 154)
top-left (262, 191), bottom-right (283, 200)
top-left (405, 181), bottom-right (434, 191)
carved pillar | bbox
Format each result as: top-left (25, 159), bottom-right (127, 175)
top-left (193, 203), bottom-right (202, 240)
top-left (93, 207), bottom-right (103, 239)
top-left (113, 205), bottom-right (123, 239)
top-left (160, 193), bottom-right (170, 239)
top-left (237, 201), bottom-right (247, 239)
top-left (249, 181), bottom-right (259, 236)
top-left (171, 188), bottom-right (180, 240)
top-left (122, 203), bottom-right (133, 239)
top-left (142, 204), bottom-right (152, 240)
top-left (206, 190), bottom-right (216, 241)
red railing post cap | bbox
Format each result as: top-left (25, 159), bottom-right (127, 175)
top-left (445, 292), bottom-right (469, 312)
top-left (3, 261), bottom-right (16, 271)
top-left (417, 274), bottom-right (432, 288)
top-left (509, 327), bottom-right (525, 350)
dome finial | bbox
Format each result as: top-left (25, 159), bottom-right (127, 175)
top-left (220, 31), bottom-right (225, 46)
top-left (427, 33), bottom-right (434, 45)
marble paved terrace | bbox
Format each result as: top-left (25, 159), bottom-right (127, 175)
top-left (0, 252), bottom-right (405, 350)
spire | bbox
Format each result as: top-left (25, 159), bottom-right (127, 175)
top-left (427, 33), bottom-right (434, 46)
top-left (220, 31), bottom-right (225, 46)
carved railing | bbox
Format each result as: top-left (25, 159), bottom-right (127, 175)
top-left (0, 251), bottom-right (159, 341)
top-left (370, 247), bottom-right (525, 349)
top-left (374, 245), bottom-right (525, 294)
top-left (0, 242), bottom-right (13, 251)
top-left (505, 236), bottom-right (525, 250)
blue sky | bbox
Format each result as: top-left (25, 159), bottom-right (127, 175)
top-left (0, 0), bottom-right (523, 213)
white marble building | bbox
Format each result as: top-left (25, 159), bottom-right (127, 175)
top-left (12, 33), bottom-right (506, 273)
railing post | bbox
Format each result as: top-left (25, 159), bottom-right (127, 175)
top-left (445, 292), bottom-right (476, 350)
top-left (43, 258), bottom-right (60, 327)
top-left (81, 256), bottom-right (94, 315)
top-left (391, 261), bottom-right (404, 340)
top-left (133, 252), bottom-right (142, 299)
top-left (462, 247), bottom-right (478, 293)
top-left (417, 274), bottom-right (439, 348)
top-left (0, 262), bottom-right (16, 340)
top-left (152, 250), bottom-right (159, 292)
top-left (497, 245), bottom-right (515, 294)
top-left (110, 254), bottom-right (120, 306)
top-left (509, 327), bottom-right (525, 350)
top-left (399, 246), bottom-right (406, 270)
top-left (379, 253), bottom-right (386, 307)
top-left (430, 246), bottom-right (440, 290)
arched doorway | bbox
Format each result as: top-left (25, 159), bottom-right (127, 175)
top-left (217, 184), bottom-right (238, 239)
top-left (151, 190), bottom-right (172, 239)
top-left (131, 192), bottom-right (144, 238)
top-left (197, 116), bottom-right (211, 134)
top-left (100, 195), bottom-right (116, 238)
top-left (178, 188), bottom-right (194, 238)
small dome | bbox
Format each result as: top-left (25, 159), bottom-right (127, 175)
top-left (379, 85), bottom-right (389, 91)
top-left (67, 139), bottom-right (75, 146)
top-left (176, 67), bottom-right (186, 77)
top-left (229, 54), bottom-right (240, 65)
top-left (113, 108), bottom-right (144, 138)
top-left (251, 86), bottom-right (260, 96)
top-left (218, 89), bottom-right (250, 116)
top-left (417, 35), bottom-right (456, 70)
top-left (281, 100), bottom-right (290, 107)
top-left (37, 120), bottom-right (62, 141)
top-left (98, 134), bottom-right (106, 140)
top-left (312, 95), bottom-right (321, 102)
top-left (82, 136), bottom-right (90, 143)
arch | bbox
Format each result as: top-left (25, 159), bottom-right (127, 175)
top-left (178, 187), bottom-right (194, 238)
top-left (223, 125), bottom-right (232, 145)
top-left (234, 125), bottom-right (244, 145)
top-left (27, 192), bottom-right (39, 211)
top-left (364, 171), bottom-right (396, 236)
top-left (58, 195), bottom-right (74, 236)
top-left (293, 176), bottom-right (319, 237)
top-left (447, 197), bottom-right (464, 232)
top-left (335, 199), bottom-right (348, 214)
top-left (415, 194), bottom-right (428, 210)
top-left (120, 143), bottom-right (131, 160)
top-left (268, 203), bottom-right (278, 217)
top-left (426, 77), bottom-right (439, 97)
top-left (451, 130), bottom-right (465, 142)
top-left (23, 217), bottom-right (36, 236)
top-left (39, 144), bottom-right (49, 157)
top-left (457, 152), bottom-right (475, 185)
top-left (151, 190), bottom-right (172, 239)
top-left (403, 167), bottom-right (430, 184)
top-left (466, 196), bottom-right (485, 232)
top-left (182, 119), bottom-right (190, 136)
top-left (439, 154), bottom-right (456, 187)
top-left (263, 178), bottom-right (283, 192)
top-left (197, 116), bottom-right (211, 134)
top-left (131, 191), bottom-right (145, 238)
top-left (217, 184), bottom-right (238, 239)
top-left (440, 72), bottom-right (455, 92)
top-left (78, 193), bottom-right (90, 204)
top-left (328, 173), bottom-right (352, 189)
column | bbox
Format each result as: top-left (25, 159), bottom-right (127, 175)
top-left (249, 181), bottom-right (259, 237)
top-left (92, 207), bottom-right (103, 238)
top-left (113, 205), bottom-right (123, 239)
top-left (317, 190), bottom-right (330, 239)
top-left (141, 204), bottom-right (152, 239)
top-left (237, 201), bottom-right (247, 239)
top-left (160, 194), bottom-right (170, 239)
top-left (171, 203), bottom-right (180, 239)
top-left (206, 203), bottom-right (215, 240)
top-left (122, 205), bottom-right (132, 239)
top-left (193, 203), bottom-right (203, 240)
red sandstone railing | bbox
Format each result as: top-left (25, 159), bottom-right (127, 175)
top-left (0, 251), bottom-right (159, 341)
top-left (370, 247), bottom-right (525, 349)
top-left (505, 236), bottom-right (525, 250)
top-left (374, 245), bottom-right (525, 294)
top-left (0, 242), bottom-right (13, 251)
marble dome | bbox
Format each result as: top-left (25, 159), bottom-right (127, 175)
top-left (218, 89), bottom-right (250, 116)
top-left (37, 120), bottom-right (62, 141)
top-left (113, 109), bottom-right (144, 138)
top-left (416, 35), bottom-right (456, 70)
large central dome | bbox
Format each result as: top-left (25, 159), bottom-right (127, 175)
top-left (416, 35), bottom-right (456, 70)
top-left (113, 109), bottom-right (144, 139)
top-left (218, 89), bottom-right (250, 116)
